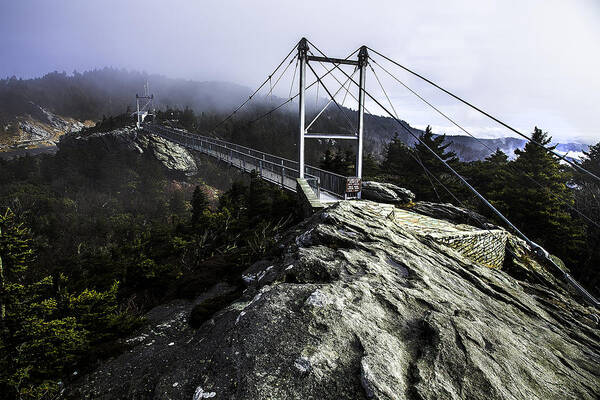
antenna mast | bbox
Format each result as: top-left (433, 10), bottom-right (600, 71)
top-left (135, 80), bottom-right (154, 129)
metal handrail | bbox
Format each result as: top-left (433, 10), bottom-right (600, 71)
top-left (150, 126), bottom-right (303, 173)
top-left (147, 124), bottom-right (349, 198)
top-left (145, 124), bottom-right (347, 197)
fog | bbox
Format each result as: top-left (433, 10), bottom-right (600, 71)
top-left (1, 0), bottom-right (599, 143)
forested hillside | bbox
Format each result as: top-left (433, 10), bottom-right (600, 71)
top-left (0, 69), bottom-right (250, 132)
top-left (156, 107), bottom-right (599, 297)
top-left (0, 133), bottom-right (299, 398)
top-left (1, 68), bottom-right (589, 161)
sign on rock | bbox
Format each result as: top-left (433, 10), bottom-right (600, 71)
top-left (346, 177), bottom-right (361, 193)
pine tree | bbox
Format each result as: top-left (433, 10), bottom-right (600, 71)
top-left (580, 141), bottom-right (600, 179)
top-left (247, 171), bottom-right (272, 221)
top-left (478, 148), bottom-right (510, 211)
top-left (380, 127), bottom-right (461, 201)
top-left (503, 127), bottom-right (583, 266)
top-left (414, 125), bottom-right (459, 171)
top-left (0, 209), bottom-right (33, 329)
top-left (381, 133), bottom-right (414, 181)
top-left (0, 209), bottom-right (134, 399)
top-left (191, 185), bottom-right (209, 227)
top-left (362, 153), bottom-right (380, 180)
top-left (573, 141), bottom-right (600, 295)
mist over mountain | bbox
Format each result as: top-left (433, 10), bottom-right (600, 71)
top-left (0, 68), bottom-right (251, 124)
top-left (0, 68), bottom-right (589, 161)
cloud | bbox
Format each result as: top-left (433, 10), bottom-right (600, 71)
top-left (1, 0), bottom-right (598, 143)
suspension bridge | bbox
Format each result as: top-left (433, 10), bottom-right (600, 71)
top-left (136, 37), bottom-right (599, 309)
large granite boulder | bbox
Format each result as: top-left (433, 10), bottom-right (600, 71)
top-left (67, 201), bottom-right (599, 399)
top-left (361, 181), bottom-right (415, 204)
top-left (68, 127), bottom-right (198, 176)
top-left (137, 132), bottom-right (198, 175)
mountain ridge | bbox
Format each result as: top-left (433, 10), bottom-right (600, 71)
top-left (0, 69), bottom-right (590, 161)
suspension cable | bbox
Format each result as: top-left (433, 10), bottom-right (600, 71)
top-left (289, 58), bottom-right (299, 99)
top-left (306, 68), bottom-right (359, 132)
top-left (370, 57), bottom-right (600, 229)
top-left (248, 49), bottom-right (360, 125)
top-left (341, 69), bottom-right (355, 107)
top-left (308, 39), bottom-right (599, 308)
top-left (368, 62), bottom-right (399, 119)
top-left (306, 58), bottom-right (357, 132)
top-left (367, 47), bottom-right (600, 184)
top-left (315, 76), bottom-right (320, 109)
top-left (266, 56), bottom-right (296, 98)
top-left (211, 42), bottom-right (299, 131)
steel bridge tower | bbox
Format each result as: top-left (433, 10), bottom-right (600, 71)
top-left (135, 81), bottom-right (154, 129)
top-left (297, 38), bottom-right (368, 198)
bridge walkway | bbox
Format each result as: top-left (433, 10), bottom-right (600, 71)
top-left (144, 124), bottom-right (347, 203)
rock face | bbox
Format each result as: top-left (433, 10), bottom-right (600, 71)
top-left (361, 181), bottom-right (415, 204)
top-left (67, 201), bottom-right (599, 400)
top-left (1, 103), bottom-right (87, 152)
top-left (410, 201), bottom-right (497, 229)
top-left (137, 132), bottom-right (198, 175)
top-left (69, 127), bottom-right (198, 175)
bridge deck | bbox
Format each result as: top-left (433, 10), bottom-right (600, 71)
top-left (145, 124), bottom-right (349, 201)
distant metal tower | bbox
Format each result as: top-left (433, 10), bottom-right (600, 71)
top-left (297, 38), bottom-right (368, 198)
top-left (135, 81), bottom-right (154, 129)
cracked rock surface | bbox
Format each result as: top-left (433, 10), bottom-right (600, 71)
top-left (67, 201), bottom-right (599, 399)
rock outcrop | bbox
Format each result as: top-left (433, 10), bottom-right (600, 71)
top-left (136, 132), bottom-right (198, 175)
top-left (410, 201), bottom-right (497, 230)
top-left (69, 127), bottom-right (198, 175)
top-left (0, 103), bottom-right (87, 152)
top-left (361, 181), bottom-right (415, 204)
top-left (67, 201), bottom-right (599, 400)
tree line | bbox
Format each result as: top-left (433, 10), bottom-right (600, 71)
top-left (0, 134), bottom-right (299, 399)
top-left (155, 106), bottom-right (599, 296)
top-left (366, 126), bottom-right (598, 296)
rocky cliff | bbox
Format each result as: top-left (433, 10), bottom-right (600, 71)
top-left (0, 103), bottom-right (91, 154)
top-left (67, 200), bottom-right (599, 399)
top-left (67, 127), bottom-right (198, 175)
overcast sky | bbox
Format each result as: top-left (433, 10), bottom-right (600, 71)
top-left (1, 0), bottom-right (599, 143)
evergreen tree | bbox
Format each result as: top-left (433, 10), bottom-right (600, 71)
top-left (580, 142), bottom-right (600, 179)
top-left (573, 141), bottom-right (600, 295)
top-left (502, 127), bottom-right (583, 266)
top-left (0, 209), bottom-right (134, 399)
top-left (247, 171), bottom-right (272, 221)
top-left (191, 185), bottom-right (209, 227)
top-left (362, 153), bottom-right (380, 180)
top-left (468, 148), bottom-right (510, 212)
top-left (382, 127), bottom-right (461, 202)
top-left (414, 125), bottom-right (459, 170)
top-left (380, 133), bottom-right (414, 183)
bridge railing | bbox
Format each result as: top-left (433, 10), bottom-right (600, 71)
top-left (145, 124), bottom-right (348, 198)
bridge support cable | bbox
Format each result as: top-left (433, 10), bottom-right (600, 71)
top-left (307, 39), bottom-right (599, 308)
top-left (266, 57), bottom-right (297, 98)
top-left (341, 69), bottom-right (355, 107)
top-left (368, 63), bottom-right (399, 119)
top-left (306, 58), bottom-right (356, 132)
top-left (298, 40), bottom-right (368, 189)
top-left (289, 59), bottom-right (299, 99)
top-left (305, 68), bottom-right (359, 132)
top-left (368, 58), bottom-right (600, 230)
top-left (366, 47), bottom-right (600, 184)
top-left (248, 47), bottom-right (361, 125)
top-left (211, 42), bottom-right (300, 132)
